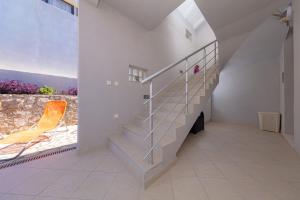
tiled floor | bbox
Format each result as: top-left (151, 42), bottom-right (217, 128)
top-left (0, 122), bottom-right (300, 200)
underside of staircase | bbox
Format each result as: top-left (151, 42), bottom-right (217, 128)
top-left (109, 65), bottom-right (219, 187)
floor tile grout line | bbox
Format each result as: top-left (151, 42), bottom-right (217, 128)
top-left (102, 173), bottom-right (119, 200)
top-left (34, 168), bottom-right (91, 198)
top-left (167, 172), bottom-right (176, 200)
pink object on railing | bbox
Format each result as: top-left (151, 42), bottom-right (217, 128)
top-left (194, 65), bottom-right (200, 74)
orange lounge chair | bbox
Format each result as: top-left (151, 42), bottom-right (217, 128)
top-left (0, 100), bottom-right (67, 160)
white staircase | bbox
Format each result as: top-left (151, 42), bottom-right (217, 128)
top-left (109, 40), bottom-right (219, 188)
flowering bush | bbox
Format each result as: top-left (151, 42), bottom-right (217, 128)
top-left (0, 80), bottom-right (77, 95)
top-left (67, 87), bottom-right (77, 96)
top-left (0, 80), bottom-right (39, 94)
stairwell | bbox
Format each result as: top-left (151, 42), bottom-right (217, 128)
top-left (109, 40), bottom-right (220, 187)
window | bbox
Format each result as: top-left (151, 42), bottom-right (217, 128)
top-left (42, 0), bottom-right (79, 16)
top-left (129, 65), bottom-right (147, 82)
top-left (177, 0), bottom-right (205, 30)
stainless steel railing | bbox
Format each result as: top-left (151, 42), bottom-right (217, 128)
top-left (140, 40), bottom-right (218, 164)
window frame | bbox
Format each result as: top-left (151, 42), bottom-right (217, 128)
top-left (41, 0), bottom-right (78, 16)
top-left (128, 65), bottom-right (147, 83)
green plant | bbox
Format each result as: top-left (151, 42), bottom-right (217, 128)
top-left (39, 85), bottom-right (56, 95)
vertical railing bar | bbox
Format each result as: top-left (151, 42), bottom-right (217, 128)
top-left (143, 40), bottom-right (218, 163)
top-left (143, 65), bottom-right (219, 161)
top-left (204, 48), bottom-right (207, 91)
top-left (185, 59), bottom-right (189, 113)
top-left (149, 81), bottom-right (154, 165)
top-left (214, 41), bottom-right (217, 65)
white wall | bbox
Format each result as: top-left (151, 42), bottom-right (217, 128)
top-left (79, 1), bottom-right (215, 151)
top-left (212, 18), bottom-right (288, 126)
top-left (0, 0), bottom-right (78, 78)
top-left (0, 69), bottom-right (77, 92)
top-left (218, 32), bottom-right (250, 67)
top-left (280, 33), bottom-right (294, 137)
top-left (293, 0), bottom-right (300, 153)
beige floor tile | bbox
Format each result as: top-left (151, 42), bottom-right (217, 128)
top-left (72, 172), bottom-right (115, 200)
top-left (141, 172), bottom-right (174, 200)
top-left (2, 122), bottom-right (300, 200)
top-left (255, 179), bottom-right (300, 200)
top-left (0, 194), bottom-right (35, 200)
top-left (35, 197), bottom-right (80, 200)
top-left (104, 173), bottom-right (140, 200)
top-left (172, 177), bottom-right (209, 200)
top-left (201, 178), bottom-right (246, 200)
top-left (169, 158), bottom-right (197, 181)
top-left (193, 161), bottom-right (224, 179)
top-left (95, 154), bottom-right (126, 173)
top-left (0, 167), bottom-right (40, 193)
top-left (213, 162), bottom-right (254, 181)
top-left (229, 179), bottom-right (280, 200)
top-left (9, 169), bottom-right (66, 195)
top-left (40, 170), bottom-right (90, 198)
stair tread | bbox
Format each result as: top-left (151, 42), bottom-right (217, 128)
top-left (110, 133), bottom-right (163, 170)
top-left (109, 65), bottom-right (219, 186)
top-left (137, 110), bottom-right (186, 125)
top-left (124, 121), bottom-right (179, 139)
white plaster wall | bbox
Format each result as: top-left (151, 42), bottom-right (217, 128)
top-left (218, 32), bottom-right (250, 67)
top-left (0, 0), bottom-right (78, 78)
top-left (79, 1), bottom-right (215, 151)
top-left (282, 33), bottom-right (294, 136)
top-left (212, 18), bottom-right (288, 126)
top-left (280, 31), bottom-right (294, 147)
top-left (293, 0), bottom-right (300, 153)
top-left (0, 69), bottom-right (77, 92)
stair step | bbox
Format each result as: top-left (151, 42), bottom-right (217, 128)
top-left (158, 103), bottom-right (194, 113)
top-left (136, 110), bottom-right (186, 126)
top-left (123, 122), bottom-right (178, 148)
top-left (109, 133), bottom-right (162, 170)
top-left (159, 95), bottom-right (201, 104)
top-left (109, 65), bottom-right (220, 188)
top-left (163, 88), bottom-right (205, 97)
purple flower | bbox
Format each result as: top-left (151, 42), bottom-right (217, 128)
top-left (67, 87), bottom-right (77, 96)
top-left (0, 80), bottom-right (39, 94)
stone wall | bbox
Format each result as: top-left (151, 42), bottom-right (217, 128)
top-left (0, 95), bottom-right (78, 134)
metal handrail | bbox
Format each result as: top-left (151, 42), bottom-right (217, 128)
top-left (143, 67), bottom-right (207, 141)
top-left (142, 63), bottom-right (207, 123)
top-left (141, 49), bottom-right (217, 125)
top-left (144, 66), bottom-right (219, 160)
top-left (141, 40), bottom-right (217, 84)
top-left (143, 40), bottom-right (218, 164)
top-left (143, 47), bottom-right (216, 105)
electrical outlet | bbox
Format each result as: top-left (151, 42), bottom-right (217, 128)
top-left (106, 80), bottom-right (112, 86)
top-left (114, 114), bottom-right (119, 119)
top-left (144, 95), bottom-right (150, 100)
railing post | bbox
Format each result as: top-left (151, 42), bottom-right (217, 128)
top-left (214, 41), bottom-right (217, 65)
top-left (149, 80), bottom-right (154, 165)
top-left (204, 48), bottom-right (207, 91)
top-left (185, 59), bottom-right (189, 113)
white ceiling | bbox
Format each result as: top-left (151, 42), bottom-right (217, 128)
top-left (195, 0), bottom-right (287, 31)
top-left (84, 0), bottom-right (288, 37)
top-left (177, 0), bottom-right (205, 30)
top-left (103, 0), bottom-right (184, 30)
